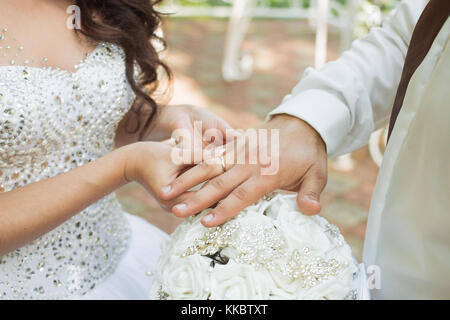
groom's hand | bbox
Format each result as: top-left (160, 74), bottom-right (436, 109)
top-left (159, 114), bottom-right (328, 227)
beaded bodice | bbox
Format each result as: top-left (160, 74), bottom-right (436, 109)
top-left (0, 43), bottom-right (134, 299)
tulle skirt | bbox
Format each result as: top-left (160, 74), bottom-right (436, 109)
top-left (75, 213), bottom-right (169, 300)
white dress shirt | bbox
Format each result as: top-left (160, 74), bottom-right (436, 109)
top-left (269, 0), bottom-right (450, 299)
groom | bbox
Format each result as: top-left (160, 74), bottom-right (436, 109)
top-left (161, 0), bottom-right (450, 299)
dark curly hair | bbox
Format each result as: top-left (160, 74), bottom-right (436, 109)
top-left (75, 0), bottom-right (171, 139)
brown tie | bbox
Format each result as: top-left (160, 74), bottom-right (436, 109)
top-left (387, 0), bottom-right (450, 140)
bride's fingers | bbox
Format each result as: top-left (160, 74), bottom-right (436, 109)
top-left (171, 167), bottom-right (249, 218)
top-left (160, 144), bottom-right (231, 199)
top-left (201, 177), bottom-right (274, 227)
top-left (159, 160), bottom-right (225, 200)
top-left (158, 191), bottom-right (196, 212)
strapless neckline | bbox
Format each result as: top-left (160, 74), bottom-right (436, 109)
top-left (0, 42), bottom-right (104, 75)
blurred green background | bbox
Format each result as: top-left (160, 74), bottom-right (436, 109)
top-left (175, 0), bottom-right (397, 10)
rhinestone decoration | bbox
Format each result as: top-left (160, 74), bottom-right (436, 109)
top-left (182, 216), bottom-right (344, 289)
top-left (158, 286), bottom-right (169, 300)
top-left (0, 27), bottom-right (49, 67)
top-left (0, 41), bottom-right (137, 299)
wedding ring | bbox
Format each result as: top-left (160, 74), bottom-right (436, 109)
top-left (169, 136), bottom-right (181, 147)
top-left (208, 155), bottom-right (226, 172)
top-left (214, 146), bottom-right (226, 172)
top-left (219, 155), bottom-right (226, 172)
top-left (169, 137), bottom-right (177, 146)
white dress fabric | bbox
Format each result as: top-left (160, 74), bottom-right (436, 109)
top-left (0, 42), bottom-right (168, 299)
top-left (269, 0), bottom-right (450, 299)
top-left (80, 213), bottom-right (169, 300)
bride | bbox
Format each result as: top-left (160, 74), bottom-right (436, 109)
top-left (0, 0), bottom-right (231, 299)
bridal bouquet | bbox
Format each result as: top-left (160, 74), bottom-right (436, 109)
top-left (150, 193), bottom-right (362, 300)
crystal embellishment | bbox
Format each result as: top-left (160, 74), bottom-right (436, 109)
top-left (182, 215), bottom-right (344, 289)
top-left (0, 42), bottom-right (136, 299)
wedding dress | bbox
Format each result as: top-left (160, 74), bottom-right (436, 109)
top-left (0, 41), bottom-right (168, 300)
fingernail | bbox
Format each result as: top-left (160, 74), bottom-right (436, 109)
top-left (174, 203), bottom-right (187, 212)
top-left (161, 185), bottom-right (171, 194)
top-left (202, 213), bottom-right (215, 223)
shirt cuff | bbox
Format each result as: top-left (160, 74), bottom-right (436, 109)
top-left (267, 89), bottom-right (351, 156)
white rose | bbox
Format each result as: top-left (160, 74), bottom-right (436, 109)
top-left (267, 268), bottom-right (301, 296)
top-left (295, 271), bottom-right (355, 300)
top-left (235, 209), bottom-right (275, 230)
top-left (169, 212), bottom-right (212, 256)
top-left (209, 261), bottom-right (274, 300)
top-left (156, 254), bottom-right (210, 300)
top-left (266, 258), bottom-right (356, 299)
top-left (277, 209), bottom-right (333, 252)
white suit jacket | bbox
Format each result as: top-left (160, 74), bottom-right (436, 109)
top-left (269, 0), bottom-right (450, 299)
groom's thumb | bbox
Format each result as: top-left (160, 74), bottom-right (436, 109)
top-left (297, 168), bottom-right (327, 216)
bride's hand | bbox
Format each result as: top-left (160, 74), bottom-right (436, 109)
top-left (120, 141), bottom-right (196, 211)
top-left (146, 104), bottom-right (233, 146)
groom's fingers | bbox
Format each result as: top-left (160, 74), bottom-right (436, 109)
top-left (201, 177), bottom-right (275, 227)
top-left (171, 167), bottom-right (249, 218)
top-left (296, 165), bottom-right (327, 216)
top-left (159, 160), bottom-right (225, 200)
